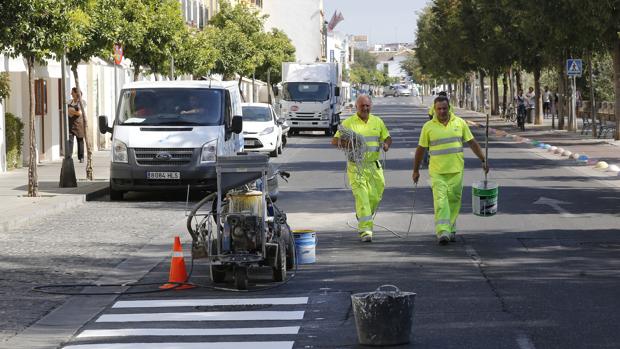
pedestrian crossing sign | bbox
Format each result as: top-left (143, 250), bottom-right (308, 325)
top-left (566, 59), bottom-right (582, 77)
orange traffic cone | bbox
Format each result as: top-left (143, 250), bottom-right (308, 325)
top-left (160, 236), bottom-right (196, 290)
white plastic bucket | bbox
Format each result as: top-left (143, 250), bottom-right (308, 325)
top-left (293, 230), bottom-right (316, 264)
top-left (472, 180), bottom-right (498, 217)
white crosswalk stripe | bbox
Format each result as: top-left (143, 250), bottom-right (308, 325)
top-left (62, 297), bottom-right (307, 349)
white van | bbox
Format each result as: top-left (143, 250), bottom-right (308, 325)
top-left (98, 80), bottom-right (244, 200)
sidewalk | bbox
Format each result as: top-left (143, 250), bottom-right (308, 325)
top-left (0, 151), bottom-right (111, 233)
top-left (420, 97), bottom-right (620, 177)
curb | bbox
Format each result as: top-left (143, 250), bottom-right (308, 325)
top-left (0, 182), bottom-right (110, 234)
top-left (466, 119), bottom-right (620, 177)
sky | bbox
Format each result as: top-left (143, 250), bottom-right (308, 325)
top-left (323, 0), bottom-right (431, 45)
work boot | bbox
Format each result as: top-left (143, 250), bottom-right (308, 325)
top-left (359, 231), bottom-right (373, 242)
top-left (449, 232), bottom-right (456, 242)
top-left (437, 232), bottom-right (450, 245)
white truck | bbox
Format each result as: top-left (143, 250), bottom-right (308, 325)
top-left (279, 62), bottom-right (342, 136)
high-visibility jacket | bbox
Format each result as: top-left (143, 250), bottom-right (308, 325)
top-left (419, 112), bottom-right (473, 174)
top-left (335, 113), bottom-right (390, 164)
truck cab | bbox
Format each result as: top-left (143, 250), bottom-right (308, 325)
top-left (98, 80), bottom-right (243, 200)
top-left (279, 62), bottom-right (341, 136)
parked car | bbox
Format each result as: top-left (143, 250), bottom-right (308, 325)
top-left (383, 84), bottom-right (412, 97)
top-left (241, 103), bottom-right (284, 157)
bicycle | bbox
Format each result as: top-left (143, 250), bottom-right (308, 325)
top-left (502, 104), bottom-right (517, 122)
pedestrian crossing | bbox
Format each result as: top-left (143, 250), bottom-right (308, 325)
top-left (62, 297), bottom-right (308, 349)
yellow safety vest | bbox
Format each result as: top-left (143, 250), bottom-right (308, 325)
top-left (335, 113), bottom-right (390, 163)
top-left (419, 112), bottom-right (474, 174)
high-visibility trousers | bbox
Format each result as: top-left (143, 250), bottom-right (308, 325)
top-left (347, 161), bottom-right (385, 233)
top-left (430, 172), bottom-right (463, 236)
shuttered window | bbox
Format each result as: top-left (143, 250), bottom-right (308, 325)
top-left (35, 79), bottom-right (47, 116)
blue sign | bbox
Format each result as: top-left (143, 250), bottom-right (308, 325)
top-left (566, 59), bottom-right (582, 77)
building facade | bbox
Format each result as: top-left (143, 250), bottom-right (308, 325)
top-left (262, 0), bottom-right (324, 63)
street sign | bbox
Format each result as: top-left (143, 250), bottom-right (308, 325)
top-left (113, 44), bottom-right (123, 65)
top-left (566, 59), bottom-right (582, 77)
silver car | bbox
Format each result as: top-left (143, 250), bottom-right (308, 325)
top-left (383, 84), bottom-right (412, 97)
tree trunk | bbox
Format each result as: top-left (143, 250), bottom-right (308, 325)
top-left (479, 71), bottom-right (485, 113)
top-left (613, 37), bottom-right (620, 140)
top-left (534, 67), bottom-right (543, 125)
top-left (492, 72), bottom-right (499, 115)
top-left (133, 65), bottom-right (140, 81)
top-left (72, 66), bottom-right (93, 180)
top-left (558, 59), bottom-right (566, 130)
top-left (588, 51), bottom-right (598, 137)
top-left (471, 73), bottom-right (477, 111)
top-left (27, 56), bottom-right (38, 197)
top-left (238, 75), bottom-right (246, 102)
top-left (502, 71), bottom-right (508, 115)
top-left (515, 69), bottom-right (522, 93)
top-left (509, 67), bottom-right (515, 107)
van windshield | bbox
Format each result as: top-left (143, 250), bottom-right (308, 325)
top-left (117, 88), bottom-right (223, 126)
top-left (283, 82), bottom-right (330, 102)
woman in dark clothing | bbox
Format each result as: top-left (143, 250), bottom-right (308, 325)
top-left (68, 87), bottom-right (85, 162)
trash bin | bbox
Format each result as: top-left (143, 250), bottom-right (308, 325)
top-left (351, 285), bottom-right (416, 346)
top-left (527, 108), bottom-right (534, 123)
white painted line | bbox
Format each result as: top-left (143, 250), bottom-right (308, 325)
top-left (77, 326), bottom-right (300, 338)
top-left (63, 342), bottom-right (294, 349)
top-left (96, 311), bottom-right (305, 322)
top-left (516, 333), bottom-right (537, 349)
top-left (113, 297), bottom-right (308, 308)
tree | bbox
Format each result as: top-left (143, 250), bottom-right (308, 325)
top-left (0, 0), bottom-right (71, 197)
top-left (209, 0), bottom-right (266, 85)
top-left (65, 0), bottom-right (125, 180)
top-left (122, 0), bottom-right (185, 80)
top-left (254, 28), bottom-right (296, 84)
top-left (174, 27), bottom-right (220, 78)
top-left (353, 49), bottom-right (377, 71)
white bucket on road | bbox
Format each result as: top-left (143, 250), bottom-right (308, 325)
top-left (472, 180), bottom-right (498, 217)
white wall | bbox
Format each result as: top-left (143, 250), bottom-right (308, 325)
top-left (377, 55), bottom-right (408, 80)
top-left (263, 0), bottom-right (323, 63)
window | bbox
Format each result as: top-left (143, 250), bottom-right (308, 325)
top-left (198, 4), bottom-right (205, 29)
top-left (35, 79), bottom-right (47, 116)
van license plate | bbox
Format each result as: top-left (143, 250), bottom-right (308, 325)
top-left (147, 172), bottom-right (180, 180)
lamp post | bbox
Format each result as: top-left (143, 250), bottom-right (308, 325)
top-left (59, 50), bottom-right (77, 187)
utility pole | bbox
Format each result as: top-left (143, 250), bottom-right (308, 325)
top-left (323, 21), bottom-right (328, 62)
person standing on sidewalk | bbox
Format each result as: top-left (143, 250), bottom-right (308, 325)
top-left (412, 95), bottom-right (489, 245)
top-left (332, 95), bottom-right (392, 242)
top-left (543, 86), bottom-right (551, 118)
top-left (525, 87), bottom-right (535, 124)
top-left (68, 87), bottom-right (85, 163)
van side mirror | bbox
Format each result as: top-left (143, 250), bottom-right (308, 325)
top-left (335, 87), bottom-right (340, 97)
top-left (98, 115), bottom-right (112, 134)
top-left (231, 115), bottom-right (243, 134)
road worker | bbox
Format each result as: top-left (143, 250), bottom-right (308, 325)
top-left (332, 95), bottom-right (392, 242)
top-left (412, 95), bottom-right (489, 245)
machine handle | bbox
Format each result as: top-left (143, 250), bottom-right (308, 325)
top-left (375, 284), bottom-right (401, 293)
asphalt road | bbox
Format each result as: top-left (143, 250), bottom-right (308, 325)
top-left (5, 97), bottom-right (620, 349)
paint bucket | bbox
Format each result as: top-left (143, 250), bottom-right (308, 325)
top-left (472, 180), bottom-right (498, 217)
top-left (351, 285), bottom-right (416, 346)
top-left (293, 230), bottom-right (316, 264)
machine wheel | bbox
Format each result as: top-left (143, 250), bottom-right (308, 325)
top-left (282, 224), bottom-right (296, 270)
top-left (109, 185), bottom-right (124, 201)
top-left (282, 135), bottom-right (287, 147)
top-left (210, 265), bottom-right (227, 283)
top-left (272, 240), bottom-right (287, 282)
top-left (234, 266), bottom-right (248, 290)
